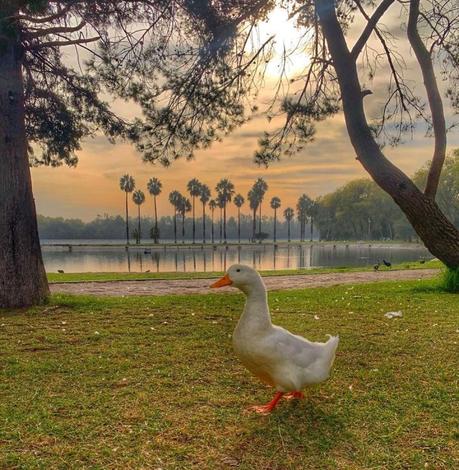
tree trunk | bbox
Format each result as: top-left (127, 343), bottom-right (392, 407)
top-left (223, 204), bottom-right (227, 243)
top-left (252, 208), bottom-right (256, 242)
top-left (154, 195), bottom-right (158, 243)
top-left (137, 206), bottom-right (141, 244)
top-left (0, 29), bottom-right (49, 308)
top-left (238, 208), bottom-right (241, 243)
top-left (182, 214), bottom-right (185, 243)
top-left (173, 211), bottom-right (177, 244)
top-left (211, 210), bottom-right (214, 243)
top-left (287, 220), bottom-right (291, 242)
top-left (310, 217), bottom-right (313, 242)
top-left (317, 0), bottom-right (459, 268)
top-left (273, 209), bottom-right (277, 242)
top-left (202, 202), bottom-right (206, 243)
top-left (192, 196), bottom-right (195, 244)
top-left (125, 192), bottom-right (130, 244)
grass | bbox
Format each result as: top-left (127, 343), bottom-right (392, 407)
top-left (442, 267), bottom-right (459, 293)
top-left (1, 279), bottom-right (458, 468)
top-left (47, 259), bottom-right (442, 283)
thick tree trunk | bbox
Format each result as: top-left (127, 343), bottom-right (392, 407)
top-left (0, 32), bottom-right (49, 308)
top-left (317, 0), bottom-right (459, 268)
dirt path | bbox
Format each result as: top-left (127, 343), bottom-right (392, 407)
top-left (50, 269), bottom-right (439, 297)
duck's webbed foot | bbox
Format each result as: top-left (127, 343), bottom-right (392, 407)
top-left (247, 392), bottom-right (284, 415)
top-left (284, 391), bottom-right (305, 400)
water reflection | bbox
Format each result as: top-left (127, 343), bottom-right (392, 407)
top-left (42, 243), bottom-right (431, 273)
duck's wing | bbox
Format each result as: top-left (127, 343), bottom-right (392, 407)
top-left (265, 325), bottom-right (325, 368)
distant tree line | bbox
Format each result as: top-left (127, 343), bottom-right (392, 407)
top-left (39, 153), bottom-right (458, 243)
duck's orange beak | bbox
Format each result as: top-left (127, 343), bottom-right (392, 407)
top-left (210, 273), bottom-right (233, 288)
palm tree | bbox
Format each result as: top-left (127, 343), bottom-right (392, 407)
top-left (270, 196), bottom-right (281, 243)
top-left (169, 190), bottom-right (181, 244)
top-left (215, 178), bottom-right (235, 243)
top-left (297, 194), bottom-right (313, 242)
top-left (217, 193), bottom-right (225, 243)
top-left (209, 199), bottom-right (217, 244)
top-left (247, 188), bottom-right (259, 242)
top-left (147, 177), bottom-right (162, 244)
top-left (177, 195), bottom-right (191, 243)
top-left (187, 178), bottom-right (202, 244)
top-left (132, 189), bottom-right (145, 244)
top-left (233, 194), bottom-right (245, 244)
top-left (199, 184), bottom-right (211, 243)
top-left (309, 201), bottom-right (318, 242)
top-left (119, 174), bottom-right (135, 245)
top-left (284, 207), bottom-right (294, 242)
top-left (254, 178), bottom-right (268, 236)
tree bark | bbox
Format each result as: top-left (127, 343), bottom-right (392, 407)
top-left (316, 0), bottom-right (459, 268)
top-left (154, 195), bottom-right (158, 243)
top-left (0, 27), bottom-right (49, 308)
top-left (273, 209), bottom-right (277, 242)
top-left (202, 202), bottom-right (206, 243)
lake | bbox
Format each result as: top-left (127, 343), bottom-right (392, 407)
top-left (41, 241), bottom-right (432, 273)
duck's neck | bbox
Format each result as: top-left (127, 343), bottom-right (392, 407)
top-left (239, 280), bottom-right (272, 330)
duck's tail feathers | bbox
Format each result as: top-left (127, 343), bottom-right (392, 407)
top-left (325, 334), bottom-right (340, 368)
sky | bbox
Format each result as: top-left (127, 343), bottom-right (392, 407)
top-left (30, 4), bottom-right (459, 222)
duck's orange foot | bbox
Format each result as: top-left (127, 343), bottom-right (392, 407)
top-left (246, 392), bottom-right (284, 415)
top-left (284, 391), bottom-right (305, 401)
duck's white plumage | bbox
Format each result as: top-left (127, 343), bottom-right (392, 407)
top-left (211, 264), bottom-right (339, 412)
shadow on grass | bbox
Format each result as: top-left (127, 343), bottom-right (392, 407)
top-left (227, 399), bottom-right (350, 465)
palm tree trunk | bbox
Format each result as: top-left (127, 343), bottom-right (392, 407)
top-left (182, 214), bottom-right (185, 243)
top-left (0, 25), bottom-right (49, 307)
top-left (154, 195), bottom-right (158, 243)
top-left (211, 210), bottom-right (214, 243)
top-left (238, 208), bottom-right (241, 243)
top-left (192, 196), bottom-right (196, 244)
top-left (252, 208), bottom-right (256, 242)
top-left (137, 205), bottom-right (141, 244)
top-left (310, 217), bottom-right (313, 242)
top-left (223, 204), bottom-right (227, 243)
top-left (288, 220), bottom-right (291, 242)
top-left (202, 202), bottom-right (206, 243)
top-left (173, 210), bottom-right (177, 244)
top-left (125, 191), bottom-right (129, 245)
top-left (219, 208), bottom-right (222, 243)
top-left (258, 203), bottom-right (262, 234)
top-left (273, 209), bottom-right (277, 243)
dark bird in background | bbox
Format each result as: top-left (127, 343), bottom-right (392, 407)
top-left (57, 269), bottom-right (64, 273)
top-left (383, 259), bottom-right (392, 268)
top-left (373, 263), bottom-right (380, 271)
top-left (145, 270), bottom-right (150, 273)
top-left (419, 259), bottom-right (426, 264)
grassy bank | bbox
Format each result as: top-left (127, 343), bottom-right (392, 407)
top-left (47, 259), bottom-right (441, 283)
top-left (0, 279), bottom-right (457, 468)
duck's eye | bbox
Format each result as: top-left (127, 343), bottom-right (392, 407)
top-left (236, 269), bottom-right (241, 272)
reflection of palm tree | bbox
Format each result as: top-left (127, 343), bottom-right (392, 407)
top-left (147, 177), bottom-right (162, 243)
top-left (215, 178), bottom-right (235, 243)
top-left (283, 207), bottom-right (294, 242)
top-left (233, 194), bottom-right (245, 244)
top-left (270, 196), bottom-right (281, 243)
top-left (119, 174), bottom-right (135, 245)
top-left (169, 190), bottom-right (181, 244)
top-left (297, 194), bottom-right (312, 242)
top-left (187, 178), bottom-right (202, 244)
top-left (199, 184), bottom-right (211, 244)
top-left (132, 189), bottom-right (145, 244)
top-left (209, 199), bottom-right (217, 243)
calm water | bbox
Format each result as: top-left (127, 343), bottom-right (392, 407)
top-left (41, 242), bottom-right (432, 273)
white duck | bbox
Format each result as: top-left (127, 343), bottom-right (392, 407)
top-left (211, 264), bottom-right (339, 414)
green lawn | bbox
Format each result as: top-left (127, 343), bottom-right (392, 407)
top-left (0, 279), bottom-right (457, 468)
top-left (47, 259), bottom-right (441, 283)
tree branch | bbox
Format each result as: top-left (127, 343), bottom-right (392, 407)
top-left (26, 36), bottom-right (100, 49)
top-left (351, 0), bottom-right (396, 60)
top-left (407, 0), bottom-right (446, 199)
top-left (15, 2), bottom-right (75, 24)
top-left (26, 21), bottom-right (87, 39)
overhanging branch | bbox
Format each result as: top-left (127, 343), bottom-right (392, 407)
top-left (407, 0), bottom-right (446, 199)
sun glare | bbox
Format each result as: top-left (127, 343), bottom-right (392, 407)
top-left (251, 7), bottom-right (311, 78)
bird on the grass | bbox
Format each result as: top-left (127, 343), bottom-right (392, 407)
top-left (57, 269), bottom-right (64, 273)
top-left (383, 259), bottom-right (392, 268)
top-left (211, 265), bottom-right (339, 415)
top-left (373, 263), bottom-right (380, 271)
